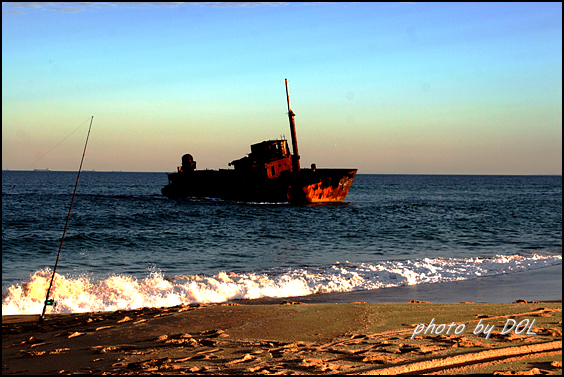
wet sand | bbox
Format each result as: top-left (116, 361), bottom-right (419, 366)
top-left (2, 300), bottom-right (561, 375)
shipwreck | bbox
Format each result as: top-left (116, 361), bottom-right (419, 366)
top-left (161, 79), bottom-right (357, 204)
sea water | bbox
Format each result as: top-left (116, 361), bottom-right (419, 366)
top-left (2, 172), bottom-right (561, 315)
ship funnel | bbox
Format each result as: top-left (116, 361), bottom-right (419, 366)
top-left (284, 78), bottom-right (300, 172)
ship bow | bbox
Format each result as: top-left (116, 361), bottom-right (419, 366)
top-left (289, 168), bottom-right (357, 204)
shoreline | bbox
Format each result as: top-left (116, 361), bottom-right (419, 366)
top-left (3, 264), bottom-right (562, 374)
top-left (2, 263), bottom-right (561, 317)
top-left (258, 263), bottom-right (563, 305)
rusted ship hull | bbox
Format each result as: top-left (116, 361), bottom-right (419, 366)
top-left (161, 168), bottom-right (357, 204)
top-left (162, 79), bottom-right (357, 204)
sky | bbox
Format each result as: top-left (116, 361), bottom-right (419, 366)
top-left (2, 2), bottom-right (562, 174)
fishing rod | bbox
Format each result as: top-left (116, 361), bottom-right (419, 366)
top-left (39, 116), bottom-right (94, 324)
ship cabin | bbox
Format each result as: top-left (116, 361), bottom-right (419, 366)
top-left (229, 139), bottom-right (293, 180)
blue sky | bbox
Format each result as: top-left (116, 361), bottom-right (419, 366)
top-left (2, 2), bottom-right (562, 174)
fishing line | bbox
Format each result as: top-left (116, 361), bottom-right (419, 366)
top-left (39, 116), bottom-right (94, 324)
top-left (26, 117), bottom-right (92, 169)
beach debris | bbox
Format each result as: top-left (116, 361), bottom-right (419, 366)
top-left (246, 365), bottom-right (265, 372)
top-left (17, 348), bottom-right (69, 358)
top-left (90, 345), bottom-right (139, 354)
top-left (226, 353), bottom-right (256, 364)
top-left (68, 331), bottom-right (85, 338)
top-left (18, 350), bottom-right (47, 357)
top-left (153, 333), bottom-right (200, 345)
top-left (49, 348), bottom-right (70, 354)
top-left (4, 336), bottom-right (44, 349)
top-left (30, 342), bottom-right (52, 348)
top-left (362, 354), bottom-right (406, 364)
top-left (117, 316), bottom-right (132, 323)
top-left (348, 334), bottom-right (366, 340)
top-left (188, 366), bottom-right (212, 372)
top-left (300, 358), bottom-right (329, 368)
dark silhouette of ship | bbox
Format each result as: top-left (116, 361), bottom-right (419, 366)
top-left (162, 80), bottom-right (357, 204)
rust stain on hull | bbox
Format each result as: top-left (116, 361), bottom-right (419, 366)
top-left (288, 169), bottom-right (357, 204)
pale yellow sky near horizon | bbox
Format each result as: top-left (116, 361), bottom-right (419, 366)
top-left (2, 2), bottom-right (562, 175)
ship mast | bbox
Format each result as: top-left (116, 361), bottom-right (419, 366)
top-left (284, 78), bottom-right (300, 172)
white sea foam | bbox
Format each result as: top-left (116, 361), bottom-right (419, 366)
top-left (2, 254), bottom-right (561, 315)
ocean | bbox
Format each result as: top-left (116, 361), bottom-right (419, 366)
top-left (2, 171), bottom-right (562, 315)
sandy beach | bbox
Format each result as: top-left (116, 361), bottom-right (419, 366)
top-left (3, 297), bottom-right (561, 375)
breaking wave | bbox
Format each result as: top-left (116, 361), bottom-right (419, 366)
top-left (2, 254), bottom-right (561, 315)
